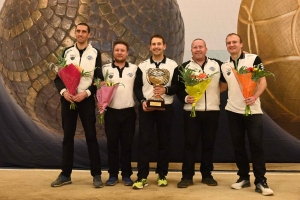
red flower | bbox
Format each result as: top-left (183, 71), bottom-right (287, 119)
top-left (247, 67), bottom-right (254, 72)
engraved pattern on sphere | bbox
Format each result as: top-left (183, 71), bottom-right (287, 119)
top-left (238, 0), bottom-right (300, 139)
top-left (0, 0), bottom-right (184, 137)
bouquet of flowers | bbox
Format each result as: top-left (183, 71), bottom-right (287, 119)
top-left (94, 71), bottom-right (124, 123)
top-left (231, 63), bottom-right (275, 116)
top-left (55, 49), bottom-right (92, 109)
top-left (179, 66), bottom-right (218, 117)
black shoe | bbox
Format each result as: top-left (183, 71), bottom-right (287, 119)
top-left (122, 177), bottom-right (134, 186)
top-left (201, 177), bottom-right (218, 186)
top-left (177, 179), bottom-right (193, 188)
top-left (93, 175), bottom-right (103, 188)
top-left (106, 176), bottom-right (119, 186)
top-left (255, 180), bottom-right (274, 196)
top-left (51, 174), bottom-right (72, 187)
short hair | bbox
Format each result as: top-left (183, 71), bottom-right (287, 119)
top-left (150, 34), bottom-right (165, 44)
top-left (191, 38), bottom-right (207, 48)
top-left (76, 22), bottom-right (90, 33)
top-left (113, 40), bottom-right (129, 51)
top-left (226, 33), bottom-right (242, 43)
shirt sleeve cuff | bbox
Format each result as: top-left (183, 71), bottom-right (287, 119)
top-left (86, 89), bottom-right (91, 97)
top-left (184, 95), bottom-right (188, 103)
top-left (60, 88), bottom-right (67, 96)
top-left (164, 86), bottom-right (169, 95)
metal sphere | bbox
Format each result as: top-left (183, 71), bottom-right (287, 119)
top-left (0, 0), bottom-right (185, 137)
top-left (238, 0), bottom-right (300, 139)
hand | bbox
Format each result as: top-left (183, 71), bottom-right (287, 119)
top-left (186, 95), bottom-right (195, 104)
top-left (72, 92), bottom-right (88, 102)
top-left (142, 101), bottom-right (153, 112)
top-left (245, 96), bottom-right (257, 106)
top-left (153, 85), bottom-right (166, 96)
top-left (96, 102), bottom-right (103, 111)
top-left (63, 91), bottom-right (74, 103)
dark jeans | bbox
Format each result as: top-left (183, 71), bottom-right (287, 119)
top-left (60, 96), bottom-right (101, 177)
top-left (137, 104), bottom-right (174, 179)
top-left (227, 111), bottom-right (266, 184)
top-left (182, 111), bottom-right (220, 179)
top-left (104, 107), bottom-right (136, 177)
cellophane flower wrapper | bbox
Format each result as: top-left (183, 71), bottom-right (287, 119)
top-left (96, 85), bottom-right (119, 123)
top-left (231, 67), bottom-right (257, 116)
top-left (186, 78), bottom-right (212, 117)
top-left (58, 63), bottom-right (82, 109)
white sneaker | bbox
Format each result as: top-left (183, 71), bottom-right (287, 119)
top-left (255, 181), bottom-right (274, 196)
top-left (231, 179), bottom-right (251, 189)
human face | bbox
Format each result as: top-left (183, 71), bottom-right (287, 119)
top-left (75, 25), bottom-right (90, 45)
top-left (150, 37), bottom-right (166, 58)
top-left (226, 35), bottom-right (243, 56)
top-left (191, 40), bottom-right (207, 62)
top-left (113, 44), bottom-right (128, 63)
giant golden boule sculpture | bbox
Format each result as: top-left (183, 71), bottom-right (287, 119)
top-left (0, 0), bottom-right (184, 137)
top-left (238, 0), bottom-right (300, 140)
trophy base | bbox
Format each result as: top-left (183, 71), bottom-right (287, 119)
top-left (146, 99), bottom-right (165, 111)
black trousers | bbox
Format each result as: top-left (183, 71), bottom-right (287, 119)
top-left (227, 111), bottom-right (266, 184)
top-left (104, 107), bottom-right (136, 177)
top-left (137, 104), bottom-right (174, 179)
top-left (60, 96), bottom-right (101, 177)
top-left (181, 111), bottom-right (220, 179)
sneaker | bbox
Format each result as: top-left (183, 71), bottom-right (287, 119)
top-left (122, 177), bottom-right (134, 186)
top-left (93, 175), bottom-right (103, 188)
top-left (132, 178), bottom-right (148, 189)
top-left (157, 173), bottom-right (168, 186)
top-left (231, 178), bottom-right (251, 189)
top-left (255, 180), bottom-right (274, 196)
top-left (106, 176), bottom-right (119, 186)
top-left (51, 174), bottom-right (72, 187)
top-left (201, 177), bottom-right (218, 186)
top-left (177, 179), bottom-right (193, 188)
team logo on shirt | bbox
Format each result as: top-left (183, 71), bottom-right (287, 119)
top-left (226, 68), bottom-right (231, 76)
top-left (109, 73), bottom-right (114, 79)
top-left (70, 54), bottom-right (75, 60)
top-left (209, 66), bottom-right (216, 71)
top-left (127, 73), bottom-right (133, 77)
top-left (87, 55), bottom-right (93, 60)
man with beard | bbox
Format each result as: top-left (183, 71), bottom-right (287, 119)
top-left (133, 34), bottom-right (179, 189)
top-left (52, 23), bottom-right (103, 188)
top-left (97, 40), bottom-right (137, 186)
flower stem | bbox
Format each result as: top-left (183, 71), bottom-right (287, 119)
top-left (70, 102), bottom-right (77, 110)
top-left (244, 105), bottom-right (252, 116)
top-left (190, 103), bottom-right (196, 117)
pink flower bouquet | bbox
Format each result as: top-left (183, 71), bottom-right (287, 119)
top-left (94, 71), bottom-right (124, 123)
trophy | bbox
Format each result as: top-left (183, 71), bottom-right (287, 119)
top-left (146, 68), bottom-right (170, 110)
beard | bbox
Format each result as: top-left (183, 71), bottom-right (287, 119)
top-left (114, 57), bottom-right (127, 63)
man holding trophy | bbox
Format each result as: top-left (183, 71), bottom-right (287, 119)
top-left (133, 34), bottom-right (179, 189)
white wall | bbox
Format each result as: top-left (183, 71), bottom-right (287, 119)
top-left (0, 0), bottom-right (241, 61)
top-left (177, 0), bottom-right (241, 61)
